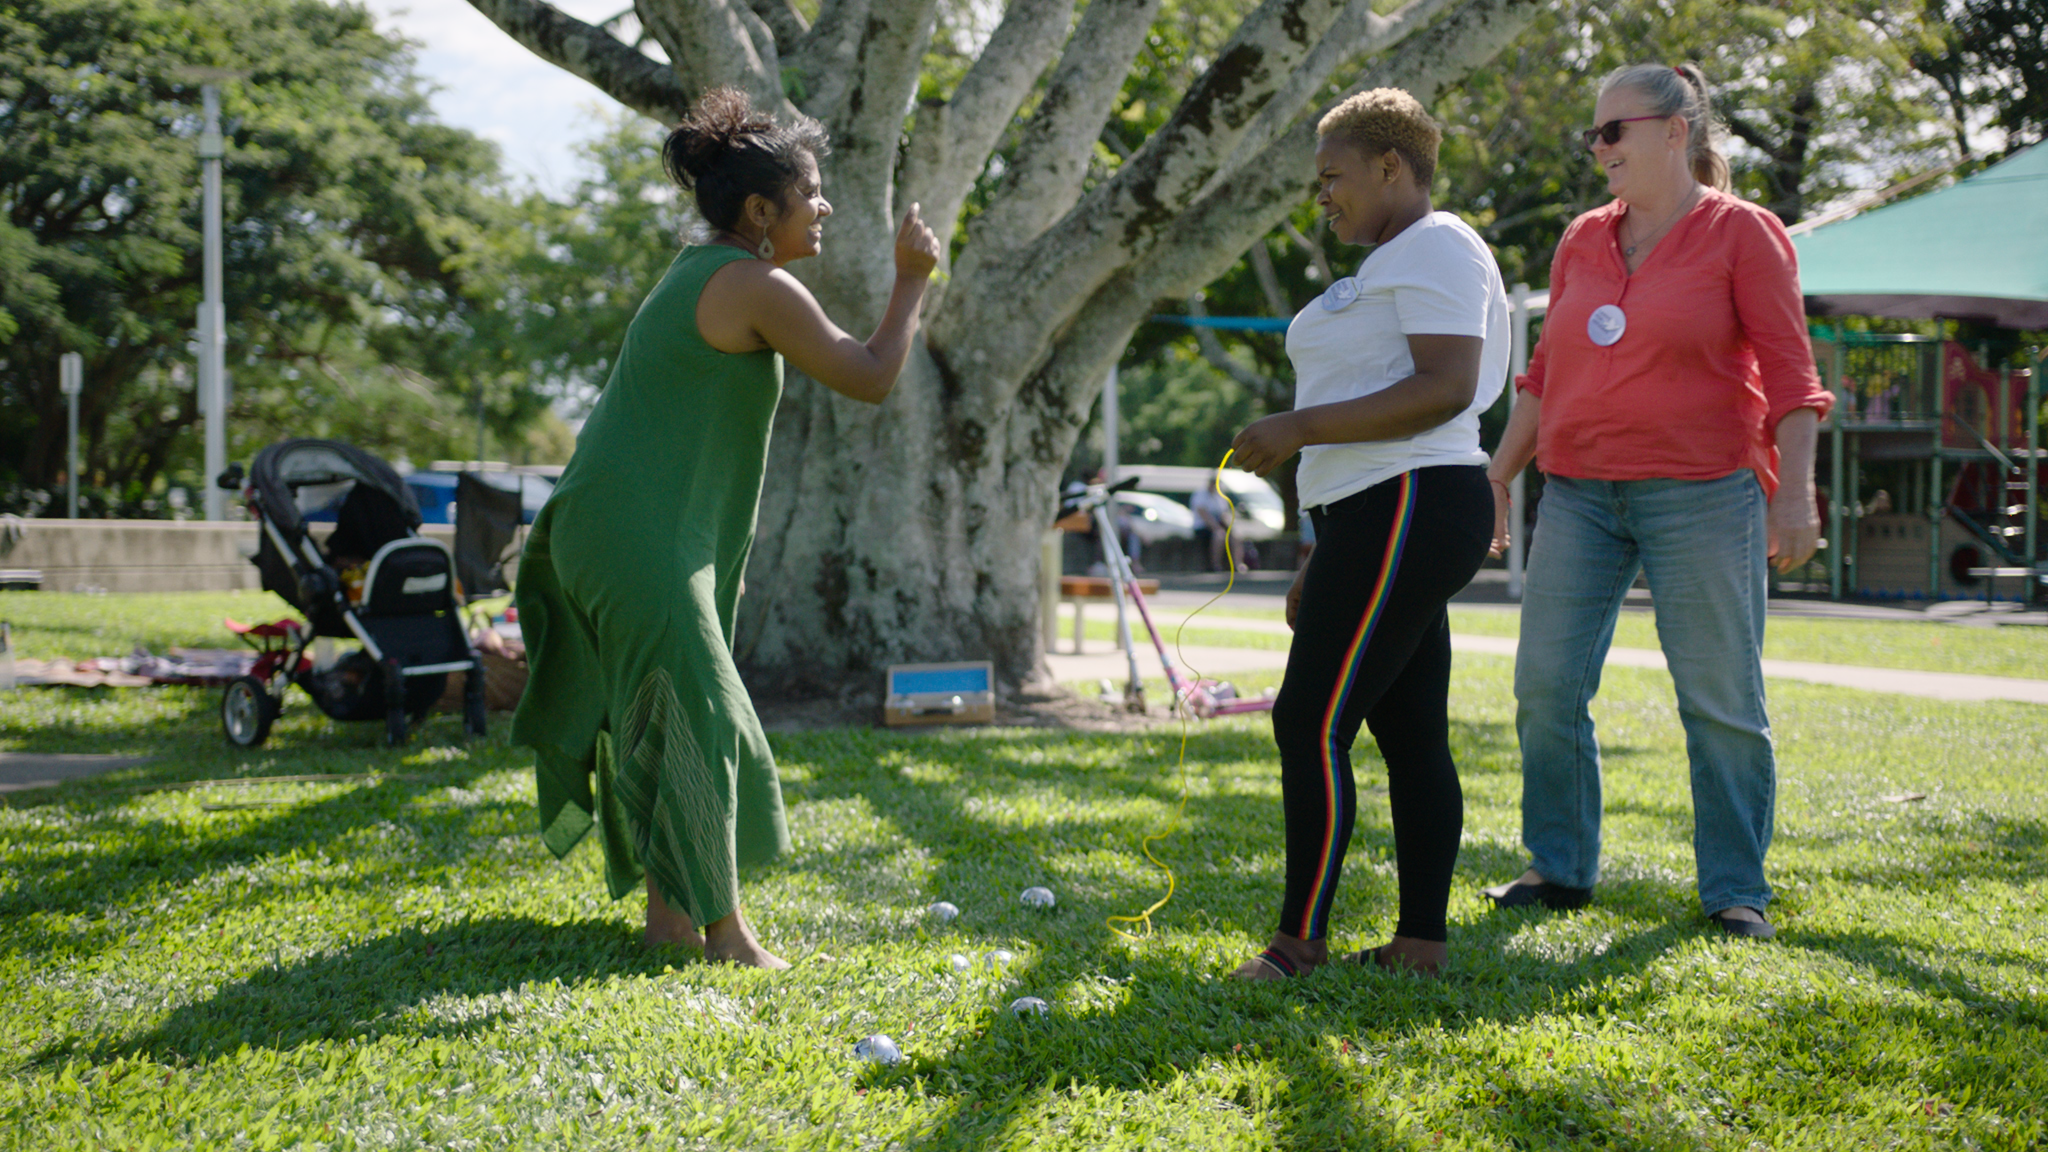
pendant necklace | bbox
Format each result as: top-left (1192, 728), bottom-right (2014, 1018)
top-left (1623, 184), bottom-right (1700, 259)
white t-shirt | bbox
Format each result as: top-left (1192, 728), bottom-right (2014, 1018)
top-left (1287, 211), bottom-right (1509, 509)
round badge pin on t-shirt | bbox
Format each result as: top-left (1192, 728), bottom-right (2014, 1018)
top-left (1588, 304), bottom-right (1626, 346)
top-left (1320, 278), bottom-right (1360, 312)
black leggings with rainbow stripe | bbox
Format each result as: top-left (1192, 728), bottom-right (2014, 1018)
top-left (1271, 464), bottom-right (1493, 944)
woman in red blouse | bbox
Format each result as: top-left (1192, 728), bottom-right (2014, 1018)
top-left (1480, 64), bottom-right (1834, 938)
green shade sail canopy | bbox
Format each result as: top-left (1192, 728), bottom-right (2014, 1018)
top-left (1795, 143), bottom-right (2048, 330)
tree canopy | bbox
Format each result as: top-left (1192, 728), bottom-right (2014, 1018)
top-left (0, 0), bottom-right (550, 513)
top-left (1917, 0), bottom-right (2048, 151)
top-left (1115, 0), bottom-right (1965, 497)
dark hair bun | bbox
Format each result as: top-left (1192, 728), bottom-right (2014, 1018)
top-left (662, 87), bottom-right (831, 233)
top-left (665, 88), bottom-right (779, 191)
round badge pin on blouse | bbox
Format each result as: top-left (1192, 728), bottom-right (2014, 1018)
top-left (1320, 278), bottom-right (1360, 312)
top-left (1588, 304), bottom-right (1626, 347)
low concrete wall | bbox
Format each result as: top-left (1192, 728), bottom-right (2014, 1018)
top-left (2, 519), bottom-right (458, 594)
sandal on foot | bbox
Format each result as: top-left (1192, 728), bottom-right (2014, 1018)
top-left (1229, 947), bottom-right (1309, 981)
top-left (1346, 943), bottom-right (1444, 976)
top-left (1344, 944), bottom-right (1392, 969)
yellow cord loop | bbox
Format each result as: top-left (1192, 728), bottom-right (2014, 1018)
top-left (1107, 449), bottom-right (1240, 942)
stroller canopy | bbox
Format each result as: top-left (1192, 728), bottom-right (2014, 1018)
top-left (250, 440), bottom-right (422, 541)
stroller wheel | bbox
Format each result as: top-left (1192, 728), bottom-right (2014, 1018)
top-left (463, 661), bottom-right (488, 738)
top-left (383, 658), bottom-right (408, 747)
top-left (222, 676), bottom-right (278, 747)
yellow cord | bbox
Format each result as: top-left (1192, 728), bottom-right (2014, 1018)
top-left (1107, 448), bottom-right (1240, 942)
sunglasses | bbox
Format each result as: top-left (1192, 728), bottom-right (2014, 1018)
top-left (1579, 114), bottom-right (1669, 150)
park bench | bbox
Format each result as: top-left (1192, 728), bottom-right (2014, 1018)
top-left (1058, 574), bottom-right (1158, 655)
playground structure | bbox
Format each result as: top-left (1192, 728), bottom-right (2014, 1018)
top-left (1814, 329), bottom-right (2046, 603)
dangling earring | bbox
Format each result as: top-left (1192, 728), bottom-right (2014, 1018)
top-left (757, 233), bottom-right (775, 261)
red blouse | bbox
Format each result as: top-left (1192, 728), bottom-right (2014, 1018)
top-left (1517, 187), bottom-right (1833, 497)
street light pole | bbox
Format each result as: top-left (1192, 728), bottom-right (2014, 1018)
top-left (199, 85), bottom-right (227, 520)
top-left (59, 353), bottom-right (82, 519)
top-left (1101, 365), bottom-right (1120, 485)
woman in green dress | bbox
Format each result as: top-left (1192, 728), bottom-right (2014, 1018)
top-left (514, 88), bottom-right (941, 969)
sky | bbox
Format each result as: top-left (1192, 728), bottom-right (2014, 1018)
top-left (361, 0), bottom-right (642, 193)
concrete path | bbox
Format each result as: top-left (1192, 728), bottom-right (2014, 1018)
top-left (1046, 609), bottom-right (2048, 706)
top-left (1445, 634), bottom-right (2048, 706)
top-left (0, 753), bottom-right (152, 794)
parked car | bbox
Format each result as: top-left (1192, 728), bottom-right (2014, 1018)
top-left (1113, 465), bottom-right (1288, 541)
top-left (1114, 490), bottom-right (1199, 544)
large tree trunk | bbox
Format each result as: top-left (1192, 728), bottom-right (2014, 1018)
top-left (467, 0), bottom-right (1544, 695)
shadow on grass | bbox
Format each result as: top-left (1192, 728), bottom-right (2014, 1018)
top-left (851, 916), bottom-right (1710, 1150)
top-left (2, 683), bottom-right (505, 799)
top-left (51, 916), bottom-right (664, 1065)
top-left (19, 706), bottom-right (2044, 1146)
top-left (2, 748), bottom-right (517, 952)
top-left (766, 724), bottom-right (1734, 1147)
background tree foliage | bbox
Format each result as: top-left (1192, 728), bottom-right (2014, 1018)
top-left (491, 113), bottom-right (700, 421)
top-left (0, 0), bottom-right (558, 514)
top-left (1916, 0), bottom-right (2048, 150)
top-left (1112, 0), bottom-right (1964, 501)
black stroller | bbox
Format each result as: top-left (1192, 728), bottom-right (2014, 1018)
top-left (215, 439), bottom-right (486, 747)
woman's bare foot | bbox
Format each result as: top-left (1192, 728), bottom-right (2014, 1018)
top-left (703, 910), bottom-right (790, 970)
top-left (1228, 931), bottom-right (1328, 981)
top-left (643, 876), bottom-right (704, 950)
top-left (1355, 935), bottom-right (1448, 976)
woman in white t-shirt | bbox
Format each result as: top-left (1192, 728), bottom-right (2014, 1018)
top-left (1228, 88), bottom-right (1507, 981)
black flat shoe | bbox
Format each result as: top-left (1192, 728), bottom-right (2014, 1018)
top-left (1483, 878), bottom-right (1593, 910)
top-left (1709, 910), bottom-right (1776, 939)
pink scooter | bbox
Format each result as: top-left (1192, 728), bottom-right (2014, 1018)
top-left (1066, 477), bottom-right (1277, 720)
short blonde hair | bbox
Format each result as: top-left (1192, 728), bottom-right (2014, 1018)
top-left (1316, 88), bottom-right (1441, 185)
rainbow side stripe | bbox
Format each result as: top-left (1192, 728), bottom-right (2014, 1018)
top-left (1296, 471), bottom-right (1417, 941)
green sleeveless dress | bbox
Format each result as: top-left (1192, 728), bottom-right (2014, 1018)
top-left (513, 244), bottom-right (790, 926)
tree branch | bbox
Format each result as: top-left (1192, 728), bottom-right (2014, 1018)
top-left (898, 0), bottom-right (1075, 257)
top-left (743, 0), bottom-right (807, 52)
top-left (1022, 0), bottom-right (1547, 418)
top-left (463, 0), bottom-right (691, 122)
top-left (962, 0), bottom-right (1161, 250)
top-left (935, 0), bottom-right (1355, 380)
top-left (1187, 293), bottom-right (1285, 396)
top-left (825, 0), bottom-right (940, 217)
top-left (631, 0), bottom-right (791, 119)
top-left (1723, 111), bottom-right (1775, 154)
top-left (1246, 239), bottom-right (1292, 316)
top-left (1209, 0), bottom-right (1456, 195)
top-left (1280, 218), bottom-right (1332, 283)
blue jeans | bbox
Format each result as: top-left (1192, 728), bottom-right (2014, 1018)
top-left (1514, 472), bottom-right (1775, 915)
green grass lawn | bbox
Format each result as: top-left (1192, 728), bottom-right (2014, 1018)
top-left (3, 595), bottom-right (2046, 1149)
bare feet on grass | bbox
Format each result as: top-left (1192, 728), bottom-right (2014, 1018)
top-left (1228, 931), bottom-right (1328, 981)
top-left (645, 877), bottom-right (787, 969)
top-left (643, 876), bottom-right (705, 950)
top-left (703, 910), bottom-right (790, 970)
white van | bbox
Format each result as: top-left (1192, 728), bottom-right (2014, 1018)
top-left (1111, 465), bottom-right (1288, 541)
